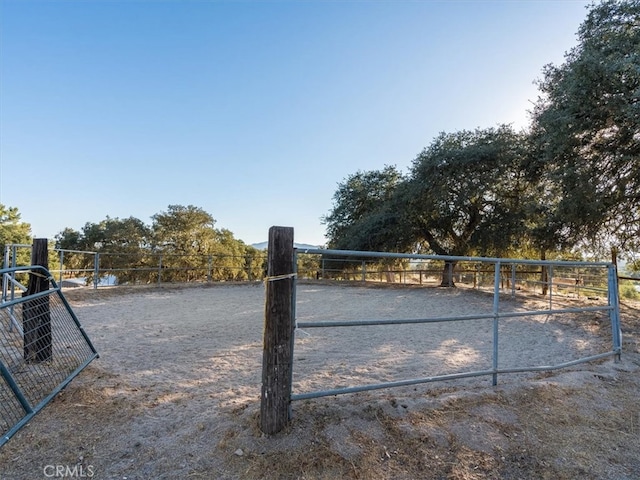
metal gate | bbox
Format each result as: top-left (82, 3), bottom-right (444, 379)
top-left (0, 266), bottom-right (99, 447)
top-left (291, 249), bottom-right (622, 400)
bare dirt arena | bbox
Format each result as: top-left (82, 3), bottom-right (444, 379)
top-left (1, 282), bottom-right (639, 479)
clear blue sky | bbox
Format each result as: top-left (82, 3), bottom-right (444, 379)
top-left (0, 0), bottom-right (591, 246)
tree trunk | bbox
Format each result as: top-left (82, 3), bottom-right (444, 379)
top-left (440, 260), bottom-right (457, 287)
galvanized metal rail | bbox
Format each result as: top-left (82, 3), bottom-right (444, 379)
top-left (289, 249), bottom-right (622, 402)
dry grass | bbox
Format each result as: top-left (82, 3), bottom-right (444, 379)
top-left (212, 297), bottom-right (640, 480)
top-left (218, 370), bottom-right (640, 480)
top-left (0, 284), bottom-right (638, 479)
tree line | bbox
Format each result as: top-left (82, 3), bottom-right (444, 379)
top-left (322, 1), bottom-right (640, 281)
top-left (1, 204), bottom-right (266, 284)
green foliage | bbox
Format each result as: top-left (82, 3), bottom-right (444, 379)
top-left (322, 165), bottom-right (405, 251)
top-left (322, 126), bottom-right (537, 285)
top-left (324, 1), bottom-right (640, 268)
top-left (323, 127), bottom-right (536, 260)
top-left (619, 281), bottom-right (640, 300)
top-left (406, 125), bottom-right (532, 258)
top-left (0, 204), bottom-right (32, 266)
top-left (53, 205), bottom-right (262, 284)
top-left (296, 253), bottom-right (320, 279)
top-left (628, 258), bottom-right (640, 274)
top-left (55, 217), bottom-right (152, 284)
top-left (532, 0), bottom-right (640, 255)
top-left (151, 205), bottom-right (216, 255)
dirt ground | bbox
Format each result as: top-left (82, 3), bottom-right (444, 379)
top-left (0, 281), bottom-right (639, 480)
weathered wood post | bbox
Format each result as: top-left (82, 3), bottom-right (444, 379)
top-left (260, 226), bottom-right (295, 434)
top-left (23, 238), bottom-right (52, 362)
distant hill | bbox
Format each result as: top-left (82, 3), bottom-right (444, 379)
top-left (251, 241), bottom-right (323, 251)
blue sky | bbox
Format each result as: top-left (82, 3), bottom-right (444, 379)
top-left (0, 0), bottom-right (591, 246)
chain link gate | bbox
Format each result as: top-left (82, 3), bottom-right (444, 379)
top-left (0, 266), bottom-right (98, 447)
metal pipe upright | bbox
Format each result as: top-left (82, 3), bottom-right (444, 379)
top-left (93, 253), bottom-right (100, 289)
top-left (608, 265), bottom-right (622, 361)
top-left (549, 265), bottom-right (554, 309)
top-left (289, 248), bottom-right (298, 420)
top-left (492, 262), bottom-right (501, 386)
top-left (59, 250), bottom-right (65, 286)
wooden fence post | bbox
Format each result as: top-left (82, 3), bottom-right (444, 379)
top-left (23, 238), bottom-right (52, 362)
top-left (260, 226), bottom-right (295, 435)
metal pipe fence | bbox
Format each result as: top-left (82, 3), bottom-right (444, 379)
top-left (5, 243), bottom-right (632, 301)
top-left (305, 251), bottom-right (613, 297)
top-left (2, 245), bottom-right (268, 289)
top-left (289, 248), bottom-right (622, 402)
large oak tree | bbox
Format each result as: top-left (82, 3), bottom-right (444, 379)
top-left (323, 126), bottom-right (534, 285)
top-left (404, 126), bottom-right (532, 285)
top-left (532, 0), bottom-right (640, 257)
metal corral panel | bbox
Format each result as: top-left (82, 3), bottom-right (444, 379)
top-left (0, 266), bottom-right (98, 447)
